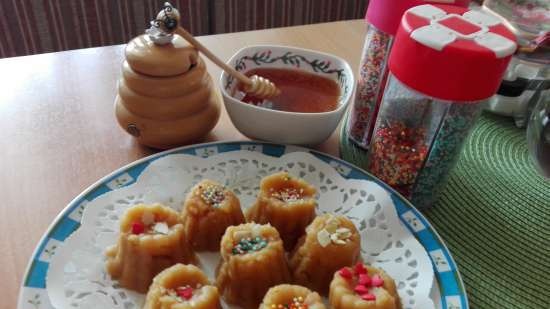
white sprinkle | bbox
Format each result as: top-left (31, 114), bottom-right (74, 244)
top-left (153, 222), bottom-right (169, 235)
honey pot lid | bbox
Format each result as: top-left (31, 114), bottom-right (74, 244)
top-left (125, 34), bottom-right (198, 77)
top-left (124, 2), bottom-right (198, 77)
top-left (389, 4), bottom-right (517, 102)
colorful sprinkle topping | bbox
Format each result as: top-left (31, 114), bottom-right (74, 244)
top-left (338, 267), bottom-right (353, 279)
top-left (176, 286), bottom-right (194, 300)
top-left (339, 263), bottom-right (385, 302)
top-left (131, 221), bottom-right (145, 234)
top-left (371, 275), bottom-right (384, 287)
top-left (317, 216), bottom-right (352, 247)
top-left (130, 211), bottom-right (170, 235)
top-left (232, 236), bottom-right (268, 255)
top-left (361, 293), bottom-right (376, 301)
top-left (198, 183), bottom-right (226, 207)
top-left (358, 274), bottom-right (371, 286)
top-left (355, 263), bottom-right (367, 275)
top-left (269, 187), bottom-right (304, 203)
top-left (161, 284), bottom-right (201, 302)
top-left (270, 296), bottom-right (308, 309)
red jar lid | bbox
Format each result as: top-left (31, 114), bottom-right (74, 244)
top-left (366, 0), bottom-right (471, 36)
top-left (388, 4), bottom-right (517, 102)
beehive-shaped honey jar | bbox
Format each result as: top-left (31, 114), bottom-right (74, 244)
top-left (115, 3), bottom-right (220, 149)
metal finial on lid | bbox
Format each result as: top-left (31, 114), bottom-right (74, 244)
top-left (146, 2), bottom-right (181, 45)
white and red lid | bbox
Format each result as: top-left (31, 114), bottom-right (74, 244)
top-left (366, 0), bottom-right (471, 36)
top-left (388, 4), bottom-right (517, 102)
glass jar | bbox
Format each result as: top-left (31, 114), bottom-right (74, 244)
top-left (527, 72), bottom-right (550, 178)
top-left (368, 75), bottom-right (483, 205)
top-left (366, 4), bottom-right (517, 208)
top-left (345, 0), bottom-right (471, 149)
top-left (346, 25), bottom-right (393, 147)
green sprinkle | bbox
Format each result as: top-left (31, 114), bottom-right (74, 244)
top-left (232, 236), bottom-right (268, 255)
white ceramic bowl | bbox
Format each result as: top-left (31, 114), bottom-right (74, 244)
top-left (220, 45), bottom-right (355, 145)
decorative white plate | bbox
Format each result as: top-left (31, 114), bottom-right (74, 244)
top-left (18, 142), bottom-right (468, 309)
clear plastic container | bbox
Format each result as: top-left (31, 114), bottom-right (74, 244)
top-left (365, 4), bottom-right (516, 208)
top-left (367, 75), bottom-right (483, 206)
top-left (344, 0), bottom-right (471, 149)
top-left (526, 74), bottom-right (550, 178)
top-left (346, 25), bottom-right (393, 148)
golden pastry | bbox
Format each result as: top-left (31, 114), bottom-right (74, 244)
top-left (289, 214), bottom-right (360, 295)
top-left (105, 203), bottom-right (195, 293)
top-left (216, 223), bottom-right (291, 309)
top-left (246, 171), bottom-right (317, 250)
top-left (329, 263), bottom-right (401, 309)
top-left (144, 263), bottom-right (221, 309)
top-left (259, 284), bottom-right (326, 309)
top-left (181, 180), bottom-right (245, 251)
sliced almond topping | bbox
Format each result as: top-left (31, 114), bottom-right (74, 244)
top-left (317, 229), bottom-right (331, 247)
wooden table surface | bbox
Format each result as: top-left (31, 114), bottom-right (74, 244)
top-left (1, 20), bottom-right (365, 308)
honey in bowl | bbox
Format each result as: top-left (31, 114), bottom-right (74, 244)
top-left (239, 68), bottom-right (341, 113)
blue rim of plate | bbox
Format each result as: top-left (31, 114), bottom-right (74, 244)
top-left (18, 141), bottom-right (468, 309)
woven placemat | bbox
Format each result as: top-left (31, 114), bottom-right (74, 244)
top-left (340, 112), bottom-right (550, 309)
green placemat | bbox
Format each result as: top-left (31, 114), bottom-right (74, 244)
top-left (340, 112), bottom-right (550, 309)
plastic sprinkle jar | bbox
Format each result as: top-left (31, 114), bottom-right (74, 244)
top-left (346, 0), bottom-right (470, 149)
top-left (367, 4), bottom-right (517, 208)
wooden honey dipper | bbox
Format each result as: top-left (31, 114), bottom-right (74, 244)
top-left (149, 2), bottom-right (280, 99)
top-left (175, 27), bottom-right (280, 99)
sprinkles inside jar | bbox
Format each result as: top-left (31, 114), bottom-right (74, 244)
top-left (368, 120), bottom-right (429, 198)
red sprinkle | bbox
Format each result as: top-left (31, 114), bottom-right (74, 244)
top-left (338, 267), bottom-right (353, 279)
top-left (361, 293), bottom-right (376, 301)
top-left (358, 274), bottom-right (372, 286)
top-left (176, 287), bottom-right (194, 300)
top-left (371, 275), bottom-right (384, 287)
top-left (354, 285), bottom-right (369, 294)
top-left (131, 221), bottom-right (145, 234)
top-left (355, 263), bottom-right (367, 275)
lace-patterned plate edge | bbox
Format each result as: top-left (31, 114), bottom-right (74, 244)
top-left (17, 141), bottom-right (468, 309)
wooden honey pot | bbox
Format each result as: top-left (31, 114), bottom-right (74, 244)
top-left (115, 2), bottom-right (220, 149)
